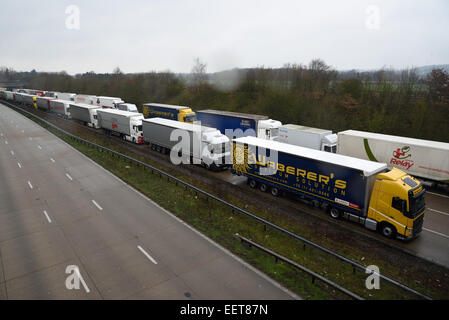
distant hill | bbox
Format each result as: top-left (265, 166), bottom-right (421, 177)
top-left (414, 64), bottom-right (449, 76)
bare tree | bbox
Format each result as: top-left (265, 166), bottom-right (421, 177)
top-left (191, 58), bottom-right (208, 92)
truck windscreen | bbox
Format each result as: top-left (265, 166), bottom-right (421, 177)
top-left (185, 114), bottom-right (197, 123)
top-left (408, 193), bottom-right (425, 218)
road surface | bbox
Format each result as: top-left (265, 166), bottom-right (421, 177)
top-left (0, 103), bottom-right (297, 300)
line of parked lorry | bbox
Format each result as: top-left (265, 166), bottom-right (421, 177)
top-left (2, 87), bottom-right (449, 241)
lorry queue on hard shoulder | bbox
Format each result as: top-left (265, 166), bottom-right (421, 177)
top-left (2, 87), bottom-right (448, 241)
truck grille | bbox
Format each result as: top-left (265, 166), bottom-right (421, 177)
top-left (413, 214), bottom-right (424, 236)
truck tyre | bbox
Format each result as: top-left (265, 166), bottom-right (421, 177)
top-left (271, 187), bottom-right (280, 197)
top-left (156, 146), bottom-right (162, 153)
top-left (380, 223), bottom-right (397, 238)
top-left (249, 179), bottom-right (257, 189)
top-left (329, 207), bottom-right (341, 219)
top-left (259, 183), bottom-right (268, 192)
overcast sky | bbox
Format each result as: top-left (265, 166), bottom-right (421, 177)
top-left (1, 0), bottom-right (448, 74)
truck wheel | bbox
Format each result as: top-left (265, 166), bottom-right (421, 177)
top-left (249, 179), bottom-right (257, 189)
top-left (151, 144), bottom-right (155, 151)
top-left (271, 187), bottom-right (280, 197)
top-left (329, 207), bottom-right (341, 219)
top-left (380, 223), bottom-right (397, 238)
top-left (259, 184), bottom-right (268, 192)
top-left (156, 146), bottom-right (162, 153)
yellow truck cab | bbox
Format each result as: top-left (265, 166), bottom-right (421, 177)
top-left (367, 168), bottom-right (425, 240)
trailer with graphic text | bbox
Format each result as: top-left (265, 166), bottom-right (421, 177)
top-left (232, 136), bottom-right (426, 240)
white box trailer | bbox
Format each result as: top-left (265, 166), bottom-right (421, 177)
top-left (36, 96), bottom-right (54, 111)
top-left (69, 103), bottom-right (101, 128)
top-left (5, 91), bottom-right (14, 100)
top-left (74, 94), bottom-right (96, 105)
top-left (49, 99), bottom-right (71, 118)
top-left (56, 92), bottom-right (76, 101)
top-left (117, 103), bottom-right (139, 113)
top-left (97, 109), bottom-right (144, 144)
top-left (94, 96), bottom-right (124, 109)
top-left (338, 130), bottom-right (449, 188)
top-left (22, 94), bottom-right (37, 107)
top-left (142, 118), bottom-right (231, 170)
top-left (277, 124), bottom-right (338, 152)
top-left (13, 92), bottom-right (24, 103)
top-left (45, 92), bottom-right (58, 98)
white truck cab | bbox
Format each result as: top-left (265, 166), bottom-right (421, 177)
top-left (95, 96), bottom-right (125, 109)
top-left (201, 129), bottom-right (231, 169)
top-left (257, 119), bottom-right (282, 140)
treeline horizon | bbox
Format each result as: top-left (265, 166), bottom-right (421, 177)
top-left (1, 59), bottom-right (448, 142)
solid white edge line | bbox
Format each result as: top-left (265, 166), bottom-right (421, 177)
top-left (91, 200), bottom-right (103, 211)
top-left (428, 208), bottom-right (449, 217)
top-left (423, 228), bottom-right (449, 239)
top-left (43, 210), bottom-right (52, 223)
top-left (137, 245), bottom-right (158, 265)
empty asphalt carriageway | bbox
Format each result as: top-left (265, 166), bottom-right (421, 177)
top-left (0, 103), bottom-right (297, 300)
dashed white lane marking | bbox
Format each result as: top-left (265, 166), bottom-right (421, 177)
top-left (27, 181), bottom-right (33, 189)
top-left (91, 200), bottom-right (103, 211)
top-left (37, 145), bottom-right (42, 150)
top-left (137, 246), bottom-right (158, 265)
top-left (17, 162), bottom-right (22, 168)
top-left (423, 228), bottom-right (449, 239)
top-left (428, 208), bottom-right (449, 217)
top-left (10, 150), bottom-right (14, 156)
top-left (4, 140), bottom-right (8, 144)
top-left (427, 191), bottom-right (449, 199)
top-left (50, 158), bottom-right (55, 163)
top-left (43, 210), bottom-right (52, 223)
top-left (29, 137), bottom-right (32, 141)
top-left (65, 173), bottom-right (73, 181)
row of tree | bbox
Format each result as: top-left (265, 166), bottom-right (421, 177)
top-left (1, 60), bottom-right (448, 142)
